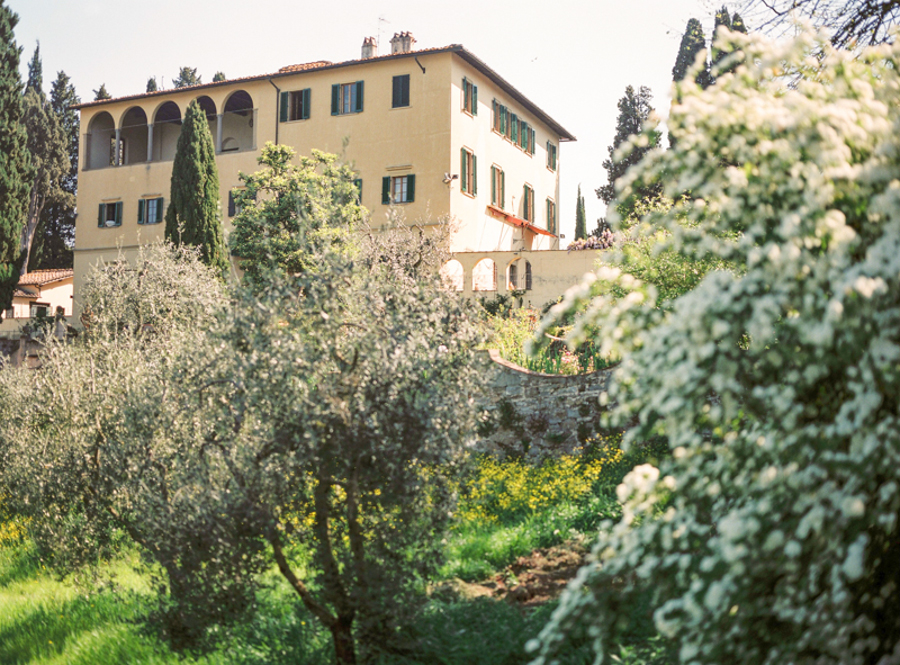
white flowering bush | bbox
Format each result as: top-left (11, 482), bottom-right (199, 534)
top-left (532, 28), bottom-right (900, 665)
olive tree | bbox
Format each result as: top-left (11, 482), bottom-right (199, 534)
top-left (532, 28), bottom-right (900, 665)
top-left (0, 244), bottom-right (265, 647)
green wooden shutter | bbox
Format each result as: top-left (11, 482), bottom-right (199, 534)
top-left (472, 84), bottom-right (477, 115)
top-left (407, 174), bottom-right (415, 202)
top-left (137, 199), bottom-right (145, 224)
top-left (460, 148), bottom-right (467, 192)
top-left (280, 91), bottom-right (289, 122)
top-left (353, 178), bottom-right (362, 202)
top-left (490, 166), bottom-right (496, 205)
top-left (382, 176), bottom-right (391, 204)
top-left (501, 170), bottom-right (505, 208)
top-left (472, 154), bottom-right (477, 195)
top-left (500, 106), bottom-right (506, 134)
top-left (331, 84), bottom-right (339, 115)
top-left (228, 191), bottom-right (236, 217)
top-left (115, 201), bottom-right (123, 225)
top-left (354, 81), bottom-right (364, 112)
top-left (156, 197), bottom-right (164, 223)
top-left (301, 89), bottom-right (310, 119)
top-left (98, 203), bottom-right (104, 227)
top-left (462, 77), bottom-right (468, 111)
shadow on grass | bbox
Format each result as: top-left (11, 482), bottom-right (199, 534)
top-left (0, 543), bottom-right (40, 587)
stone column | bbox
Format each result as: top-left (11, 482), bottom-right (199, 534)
top-left (216, 114), bottom-right (223, 153)
top-left (114, 128), bottom-right (121, 166)
top-left (146, 124), bottom-right (154, 162)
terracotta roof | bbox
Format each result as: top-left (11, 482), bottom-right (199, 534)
top-left (72, 45), bottom-right (575, 141)
top-left (18, 269), bottom-right (74, 286)
top-left (13, 288), bottom-right (38, 300)
top-left (278, 60), bottom-right (333, 73)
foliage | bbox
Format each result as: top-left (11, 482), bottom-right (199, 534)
top-left (29, 69), bottom-right (78, 271)
top-left (566, 230), bottom-right (614, 252)
top-left (739, 0), bottom-right (900, 47)
top-left (533, 28), bottom-right (900, 665)
top-left (164, 100), bottom-right (229, 276)
top-left (671, 18), bottom-right (710, 88)
top-left (24, 42), bottom-right (40, 92)
top-left (212, 71), bottom-right (226, 82)
top-left (20, 60), bottom-right (71, 275)
top-left (0, 0), bottom-right (30, 312)
top-left (92, 83), bottom-right (110, 100)
top-left (229, 143), bottom-right (365, 284)
top-left (145, 76), bottom-right (157, 92)
top-left (574, 185), bottom-right (587, 241)
top-left (172, 66), bottom-right (201, 88)
top-left (596, 85), bottom-right (661, 215)
top-left (486, 309), bottom-right (612, 375)
top-left (0, 243), bottom-right (251, 648)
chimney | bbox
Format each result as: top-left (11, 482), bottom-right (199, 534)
top-left (390, 31), bottom-right (416, 55)
top-left (361, 36), bottom-right (377, 59)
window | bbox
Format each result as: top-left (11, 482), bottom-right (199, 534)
top-left (510, 113), bottom-right (519, 145)
top-left (522, 185), bottom-right (534, 222)
top-left (353, 178), bottom-right (363, 203)
top-left (228, 189), bottom-right (254, 217)
top-left (490, 165), bottom-right (505, 208)
top-left (382, 174), bottom-right (415, 204)
top-left (460, 148), bottom-right (477, 196)
top-left (519, 120), bottom-right (535, 155)
top-left (462, 77), bottom-right (477, 115)
top-left (97, 201), bottom-right (123, 227)
top-left (547, 141), bottom-right (558, 171)
top-left (546, 198), bottom-right (557, 235)
top-left (392, 75), bottom-right (410, 108)
top-left (331, 81), bottom-right (364, 115)
top-left (280, 89), bottom-right (310, 121)
top-left (138, 197), bottom-right (164, 225)
top-left (30, 303), bottom-right (50, 318)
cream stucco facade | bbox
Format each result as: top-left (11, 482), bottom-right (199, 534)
top-left (73, 37), bottom-right (578, 313)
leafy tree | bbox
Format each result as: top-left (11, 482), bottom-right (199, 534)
top-left (596, 85), bottom-right (661, 215)
top-left (172, 66), bottom-right (201, 88)
top-left (164, 100), bottom-right (229, 276)
top-left (25, 41), bottom-right (40, 92)
top-left (145, 76), bottom-right (157, 92)
top-left (92, 83), bottom-right (110, 100)
top-left (0, 0), bottom-right (31, 312)
top-left (574, 184), bottom-right (586, 241)
top-left (672, 18), bottom-right (711, 88)
top-left (533, 28), bottom-right (900, 665)
top-left (29, 70), bottom-right (78, 271)
top-left (739, 0), bottom-right (900, 47)
top-left (212, 71), bottom-right (226, 82)
top-left (19, 49), bottom-right (70, 275)
top-left (230, 142), bottom-right (364, 284)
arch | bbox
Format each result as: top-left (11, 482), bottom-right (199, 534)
top-left (223, 89), bottom-right (253, 114)
top-left (194, 95), bottom-right (217, 118)
top-left (152, 101), bottom-right (182, 162)
top-left (221, 90), bottom-right (255, 154)
top-left (86, 111), bottom-right (115, 170)
top-left (472, 258), bottom-right (497, 292)
top-left (440, 259), bottom-right (464, 292)
top-left (119, 106), bottom-right (148, 164)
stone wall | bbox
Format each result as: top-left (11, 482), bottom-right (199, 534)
top-left (476, 349), bottom-right (615, 458)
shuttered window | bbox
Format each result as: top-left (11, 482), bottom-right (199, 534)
top-left (462, 77), bottom-right (477, 115)
top-left (460, 148), bottom-right (477, 196)
top-left (382, 175), bottom-right (415, 204)
top-left (547, 141), bottom-right (558, 171)
top-left (332, 81), bottom-right (364, 115)
top-left (138, 197), bottom-right (164, 225)
top-left (523, 185), bottom-right (534, 222)
top-left (490, 166), bottom-right (505, 208)
top-left (546, 198), bottom-right (557, 235)
top-left (97, 201), bottom-right (123, 227)
top-left (392, 75), bottom-right (410, 108)
top-left (280, 88), bottom-right (311, 121)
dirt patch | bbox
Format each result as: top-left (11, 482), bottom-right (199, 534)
top-left (439, 538), bottom-right (589, 609)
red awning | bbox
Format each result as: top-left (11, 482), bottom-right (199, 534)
top-left (486, 205), bottom-right (556, 237)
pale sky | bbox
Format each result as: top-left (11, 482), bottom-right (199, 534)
top-left (11, 0), bottom-right (725, 242)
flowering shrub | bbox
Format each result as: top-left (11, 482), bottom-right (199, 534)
top-left (457, 440), bottom-right (625, 526)
top-left (532, 28), bottom-right (900, 665)
top-left (566, 230), bottom-right (615, 252)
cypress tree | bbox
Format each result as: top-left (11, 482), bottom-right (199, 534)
top-left (731, 12), bottom-right (748, 34)
top-left (672, 18), bottom-right (711, 89)
top-left (0, 0), bottom-right (31, 312)
top-left (574, 185), bottom-right (587, 241)
top-left (29, 70), bottom-right (78, 271)
top-left (212, 71), bottom-right (226, 82)
top-left (93, 83), bottom-right (110, 100)
top-left (711, 7), bottom-right (732, 75)
top-left (172, 67), bottom-right (201, 88)
top-left (596, 85), bottom-right (661, 212)
top-left (146, 76), bottom-right (158, 92)
top-left (165, 100), bottom-right (229, 277)
top-left (25, 41), bottom-right (41, 93)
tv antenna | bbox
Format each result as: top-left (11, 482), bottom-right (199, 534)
top-left (377, 15), bottom-right (389, 50)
